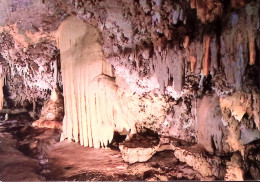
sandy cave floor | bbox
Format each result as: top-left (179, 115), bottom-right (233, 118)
top-left (0, 115), bottom-right (209, 181)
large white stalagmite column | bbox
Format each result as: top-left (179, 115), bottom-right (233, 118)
top-left (56, 16), bottom-right (136, 148)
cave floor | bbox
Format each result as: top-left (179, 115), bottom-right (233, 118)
top-left (0, 117), bottom-right (206, 181)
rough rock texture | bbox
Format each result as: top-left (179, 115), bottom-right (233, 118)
top-left (220, 92), bottom-right (260, 129)
top-left (159, 97), bottom-right (197, 143)
top-left (0, 120), bottom-right (44, 181)
top-left (0, 0), bottom-right (259, 180)
top-left (173, 145), bottom-right (213, 177)
top-left (0, 32), bottom-right (60, 108)
top-left (224, 153), bottom-right (244, 181)
top-left (197, 94), bottom-right (228, 153)
top-left (1, 117), bottom-right (209, 181)
top-left (119, 135), bottom-right (224, 178)
top-left (119, 134), bottom-right (160, 164)
top-left (190, 0), bottom-right (223, 24)
top-left (220, 92), bottom-right (260, 156)
top-left (0, 0), bottom-right (64, 112)
top-left (32, 88), bottom-right (64, 130)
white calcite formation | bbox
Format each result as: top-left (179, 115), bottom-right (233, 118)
top-left (56, 16), bottom-right (167, 148)
top-left (56, 16), bottom-right (137, 148)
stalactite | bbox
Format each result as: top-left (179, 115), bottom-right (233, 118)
top-left (183, 35), bottom-right (190, 49)
top-left (210, 34), bottom-right (218, 75)
top-left (192, 0), bottom-right (223, 24)
top-left (190, 0), bottom-right (196, 9)
top-left (249, 37), bottom-right (256, 65)
top-left (190, 56), bottom-right (197, 73)
top-left (203, 34), bottom-right (211, 76)
top-left (245, 2), bottom-right (259, 65)
top-left (195, 0), bottom-right (207, 23)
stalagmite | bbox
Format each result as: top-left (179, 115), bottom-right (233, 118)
top-left (56, 16), bottom-right (136, 148)
top-left (32, 87), bottom-right (64, 130)
top-left (203, 34), bottom-right (211, 76)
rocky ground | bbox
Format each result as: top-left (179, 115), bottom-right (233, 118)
top-left (0, 115), bottom-right (215, 181)
top-left (1, 115), bottom-right (260, 181)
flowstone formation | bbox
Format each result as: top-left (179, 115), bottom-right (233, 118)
top-left (0, 0), bottom-right (259, 180)
top-left (56, 16), bottom-right (167, 148)
top-left (56, 16), bottom-right (134, 148)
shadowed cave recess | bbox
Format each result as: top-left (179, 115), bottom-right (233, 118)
top-left (0, 0), bottom-right (260, 181)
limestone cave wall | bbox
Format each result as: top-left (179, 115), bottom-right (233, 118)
top-left (0, 0), bottom-right (260, 179)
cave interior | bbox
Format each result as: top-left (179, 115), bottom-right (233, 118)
top-left (0, 0), bottom-right (260, 181)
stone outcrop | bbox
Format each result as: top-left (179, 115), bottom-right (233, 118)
top-left (119, 134), bottom-right (160, 164)
top-left (32, 88), bottom-right (64, 130)
top-left (224, 153), bottom-right (244, 181)
top-left (197, 94), bottom-right (227, 153)
top-left (119, 135), bottom-right (224, 178)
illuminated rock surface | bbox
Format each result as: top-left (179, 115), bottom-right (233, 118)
top-left (0, 0), bottom-right (259, 181)
top-left (119, 134), bottom-right (160, 164)
top-left (32, 88), bottom-right (64, 130)
top-left (225, 153), bottom-right (244, 181)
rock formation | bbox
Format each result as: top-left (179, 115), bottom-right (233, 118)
top-left (0, 0), bottom-right (259, 180)
top-left (32, 87), bottom-right (64, 130)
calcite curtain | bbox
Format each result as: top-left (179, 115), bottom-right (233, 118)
top-left (56, 16), bottom-right (135, 148)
